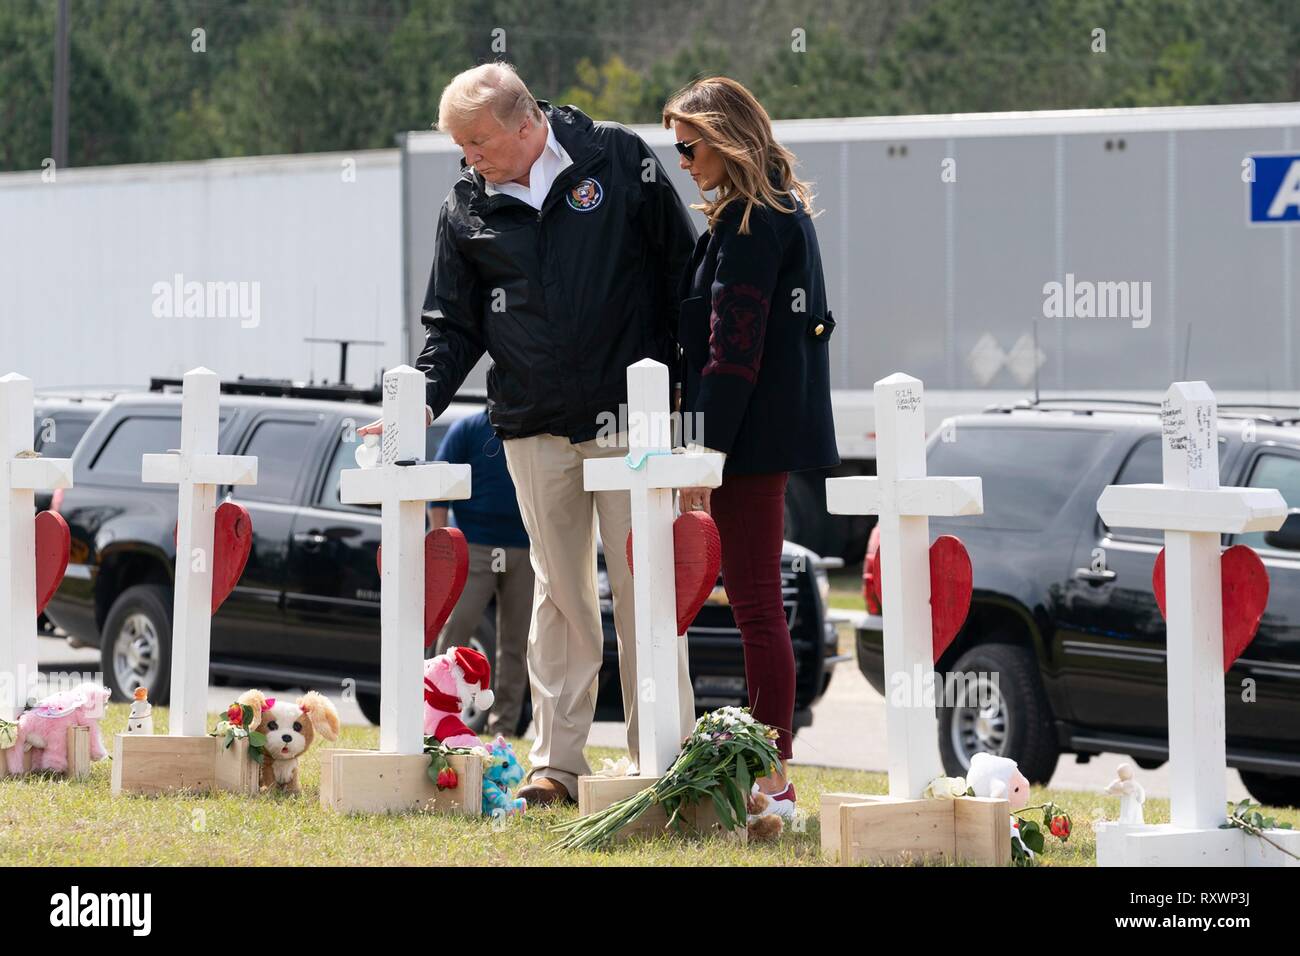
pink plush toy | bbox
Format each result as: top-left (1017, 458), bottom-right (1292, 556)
top-left (423, 646), bottom-right (494, 748)
top-left (5, 682), bottom-right (111, 774)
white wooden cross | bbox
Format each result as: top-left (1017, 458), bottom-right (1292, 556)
top-left (340, 365), bottom-right (470, 756)
top-left (825, 373), bottom-right (983, 798)
top-left (1, 373), bottom-right (74, 722)
top-left (583, 359), bottom-right (724, 776)
top-left (141, 367), bottom-right (257, 738)
top-left (1097, 381), bottom-right (1286, 830)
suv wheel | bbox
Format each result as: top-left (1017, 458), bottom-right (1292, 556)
top-left (1240, 770), bottom-right (1300, 808)
top-left (101, 584), bottom-right (173, 704)
top-left (938, 641), bottom-right (1059, 784)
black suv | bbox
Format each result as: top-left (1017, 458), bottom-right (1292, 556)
top-left (856, 399), bottom-right (1300, 806)
top-left (31, 394), bottom-right (112, 634)
top-left (44, 380), bottom-right (840, 731)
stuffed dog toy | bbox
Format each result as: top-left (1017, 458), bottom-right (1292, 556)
top-left (235, 689), bottom-right (340, 795)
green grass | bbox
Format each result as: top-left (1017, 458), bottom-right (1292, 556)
top-left (827, 567), bottom-right (866, 612)
top-left (9, 703), bottom-right (1294, 866)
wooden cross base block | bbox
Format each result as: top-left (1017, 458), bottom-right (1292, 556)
top-left (576, 774), bottom-right (746, 844)
top-left (821, 793), bottom-right (1011, 865)
top-left (1096, 821), bottom-right (1300, 867)
top-left (111, 733), bottom-right (258, 796)
top-left (1, 725), bottom-right (91, 779)
top-left (319, 749), bottom-right (482, 815)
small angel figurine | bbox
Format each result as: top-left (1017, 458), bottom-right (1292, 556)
top-left (1104, 762), bottom-right (1146, 824)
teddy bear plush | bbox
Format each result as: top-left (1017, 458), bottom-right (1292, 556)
top-left (481, 734), bottom-right (527, 817)
top-left (4, 682), bottom-right (110, 774)
top-left (423, 646), bottom-right (494, 748)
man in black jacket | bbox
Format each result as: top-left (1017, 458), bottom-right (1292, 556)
top-left (414, 63), bottom-right (698, 805)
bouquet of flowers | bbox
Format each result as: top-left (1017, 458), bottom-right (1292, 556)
top-left (211, 700), bottom-right (268, 764)
top-left (548, 706), bottom-right (782, 851)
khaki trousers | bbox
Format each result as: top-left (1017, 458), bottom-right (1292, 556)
top-left (433, 541), bottom-right (534, 737)
top-left (502, 431), bottom-right (695, 798)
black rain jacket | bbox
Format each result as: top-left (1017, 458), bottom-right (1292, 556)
top-left (417, 102), bottom-right (697, 442)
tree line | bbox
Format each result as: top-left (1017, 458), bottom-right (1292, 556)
top-left (3, 0), bottom-right (1298, 171)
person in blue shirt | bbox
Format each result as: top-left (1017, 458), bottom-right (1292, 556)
top-left (428, 410), bottom-right (534, 737)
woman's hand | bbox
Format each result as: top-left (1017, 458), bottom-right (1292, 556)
top-left (679, 487), bottom-right (712, 515)
top-left (357, 405), bottom-right (435, 435)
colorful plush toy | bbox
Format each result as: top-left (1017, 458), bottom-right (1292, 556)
top-left (481, 734), bottom-right (526, 817)
top-left (423, 646), bottom-right (494, 749)
top-left (4, 682), bottom-right (110, 774)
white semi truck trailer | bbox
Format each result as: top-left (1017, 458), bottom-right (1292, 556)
top-left (5, 102), bottom-right (1300, 559)
top-left (401, 101), bottom-right (1300, 558)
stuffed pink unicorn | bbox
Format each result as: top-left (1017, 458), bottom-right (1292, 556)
top-left (423, 646), bottom-right (494, 748)
top-left (5, 682), bottom-right (111, 774)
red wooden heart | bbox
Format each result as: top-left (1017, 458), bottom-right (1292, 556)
top-left (1152, 543), bottom-right (1270, 671)
top-left (625, 511), bottom-right (723, 635)
top-left (170, 501), bottom-right (253, 613)
top-left (866, 534), bottom-right (973, 663)
top-left (377, 527), bottom-right (469, 648)
top-left (929, 535), bottom-right (973, 663)
top-left (34, 510), bottom-right (70, 615)
top-left (211, 502), bottom-right (253, 613)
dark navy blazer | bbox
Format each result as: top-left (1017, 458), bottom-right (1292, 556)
top-left (677, 189), bottom-right (840, 476)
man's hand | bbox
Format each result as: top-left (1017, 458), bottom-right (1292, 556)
top-left (358, 405), bottom-right (435, 435)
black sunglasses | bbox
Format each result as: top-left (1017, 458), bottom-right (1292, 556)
top-left (674, 137), bottom-right (703, 160)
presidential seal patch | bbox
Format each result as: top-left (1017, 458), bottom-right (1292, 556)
top-left (566, 177), bottom-right (603, 212)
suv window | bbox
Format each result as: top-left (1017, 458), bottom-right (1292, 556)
top-left (34, 413), bottom-right (93, 459)
top-left (1236, 452), bottom-right (1300, 551)
top-left (317, 422), bottom-right (452, 511)
top-left (90, 416), bottom-right (183, 475)
top-left (235, 419), bottom-right (317, 504)
top-left (928, 426), bottom-right (1110, 532)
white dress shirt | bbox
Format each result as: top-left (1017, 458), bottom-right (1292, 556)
top-left (483, 116), bottom-right (572, 209)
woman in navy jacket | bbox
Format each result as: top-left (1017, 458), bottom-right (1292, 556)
top-left (664, 77), bottom-right (839, 820)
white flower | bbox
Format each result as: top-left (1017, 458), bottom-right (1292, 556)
top-left (594, 756), bottom-right (638, 778)
top-left (923, 775), bottom-right (968, 800)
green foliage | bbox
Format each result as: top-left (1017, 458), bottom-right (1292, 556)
top-left (3, 0), bottom-right (1300, 171)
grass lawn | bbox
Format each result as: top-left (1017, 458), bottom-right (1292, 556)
top-left (7, 703), bottom-right (1295, 866)
top-left (827, 567), bottom-right (866, 612)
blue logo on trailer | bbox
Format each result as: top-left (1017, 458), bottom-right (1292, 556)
top-left (1250, 154), bottom-right (1300, 223)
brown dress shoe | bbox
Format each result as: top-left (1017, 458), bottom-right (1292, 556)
top-left (517, 777), bottom-right (575, 806)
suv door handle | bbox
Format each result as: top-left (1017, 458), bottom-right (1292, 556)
top-left (293, 531), bottom-right (328, 551)
top-left (1074, 567), bottom-right (1117, 584)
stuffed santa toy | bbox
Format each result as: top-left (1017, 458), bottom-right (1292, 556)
top-left (423, 646), bottom-right (494, 748)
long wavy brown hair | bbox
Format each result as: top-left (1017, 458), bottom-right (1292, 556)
top-left (663, 76), bottom-right (816, 234)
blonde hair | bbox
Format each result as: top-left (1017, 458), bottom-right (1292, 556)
top-left (436, 62), bottom-right (543, 134)
top-left (663, 76), bottom-right (816, 234)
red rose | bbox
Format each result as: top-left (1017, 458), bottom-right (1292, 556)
top-left (227, 704), bottom-right (243, 726)
top-left (436, 767), bottom-right (458, 790)
top-left (1050, 816), bottom-right (1071, 839)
